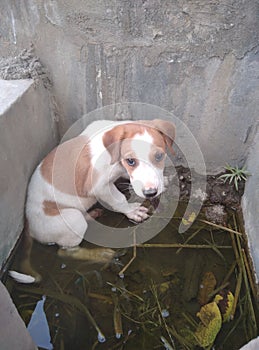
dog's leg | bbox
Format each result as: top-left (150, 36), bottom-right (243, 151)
top-left (54, 208), bottom-right (115, 262)
top-left (57, 246), bottom-right (115, 262)
top-left (85, 208), bottom-right (103, 221)
top-left (9, 226), bottom-right (42, 283)
top-left (97, 183), bottom-right (149, 222)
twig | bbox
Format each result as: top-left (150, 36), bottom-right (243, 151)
top-left (182, 312), bottom-right (198, 328)
top-left (107, 282), bottom-right (144, 302)
top-left (242, 250), bottom-right (258, 302)
top-left (113, 296), bottom-right (123, 339)
top-left (230, 227), bottom-right (257, 335)
top-left (137, 243), bottom-right (232, 249)
top-left (231, 268), bottom-right (242, 321)
top-left (203, 238), bottom-right (226, 261)
top-left (208, 282), bottom-right (230, 299)
top-left (150, 281), bottom-right (175, 348)
top-left (198, 219), bottom-right (242, 236)
top-left (176, 227), bottom-right (204, 254)
top-left (118, 229), bottom-right (137, 277)
top-left (236, 239), bottom-right (257, 336)
top-left (230, 270), bottom-right (243, 320)
top-left (221, 261), bottom-right (237, 286)
top-left (88, 292), bottom-right (112, 304)
top-left (230, 231), bottom-right (243, 320)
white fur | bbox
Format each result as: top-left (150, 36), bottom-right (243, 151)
top-left (129, 131), bottom-right (165, 197)
top-left (26, 120), bottom-right (166, 248)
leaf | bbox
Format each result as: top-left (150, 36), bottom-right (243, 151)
top-left (198, 272), bottom-right (217, 305)
top-left (221, 164), bottom-right (251, 190)
top-left (234, 177), bottom-right (238, 190)
top-left (195, 301), bottom-right (222, 348)
top-left (214, 290), bottom-right (234, 323)
top-left (159, 281), bottom-right (171, 293)
top-left (181, 211), bottom-right (196, 226)
top-left (240, 173), bottom-right (248, 181)
top-left (219, 174), bottom-right (232, 180)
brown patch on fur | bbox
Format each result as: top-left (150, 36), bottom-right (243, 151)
top-left (138, 119), bottom-right (175, 154)
top-left (103, 120), bottom-right (175, 164)
top-left (102, 124), bottom-right (142, 163)
top-left (74, 144), bottom-right (97, 197)
top-left (42, 200), bottom-right (61, 216)
top-left (40, 136), bottom-right (98, 197)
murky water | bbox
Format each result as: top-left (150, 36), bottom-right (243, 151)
top-left (4, 202), bottom-right (259, 350)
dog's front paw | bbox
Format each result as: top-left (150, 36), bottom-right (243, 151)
top-left (125, 203), bottom-right (149, 223)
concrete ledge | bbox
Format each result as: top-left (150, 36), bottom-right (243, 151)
top-left (0, 79), bottom-right (58, 267)
top-left (0, 281), bottom-right (36, 350)
top-left (242, 128), bottom-right (259, 285)
top-left (0, 80), bottom-right (32, 115)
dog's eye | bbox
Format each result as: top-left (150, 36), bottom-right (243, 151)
top-left (155, 152), bottom-right (164, 162)
top-left (126, 158), bottom-right (136, 166)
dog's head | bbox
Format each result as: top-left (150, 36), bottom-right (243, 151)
top-left (103, 119), bottom-right (175, 198)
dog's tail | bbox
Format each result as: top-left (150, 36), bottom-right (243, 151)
top-left (8, 222), bottom-right (41, 284)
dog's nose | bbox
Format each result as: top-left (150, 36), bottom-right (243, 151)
top-left (143, 188), bottom-right (158, 198)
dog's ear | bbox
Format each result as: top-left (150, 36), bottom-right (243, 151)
top-left (144, 119), bottom-right (176, 155)
top-left (102, 125), bottom-right (125, 164)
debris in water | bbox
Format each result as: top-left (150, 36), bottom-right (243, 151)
top-left (27, 295), bottom-right (53, 350)
top-left (161, 336), bottom-right (174, 350)
top-left (181, 211), bottom-right (196, 226)
top-left (195, 301), bottom-right (222, 348)
top-left (198, 271), bottom-right (217, 305)
top-left (97, 332), bottom-right (106, 343)
top-left (113, 298), bottom-right (123, 339)
top-left (161, 309), bottom-right (170, 318)
top-left (214, 289), bottom-right (234, 322)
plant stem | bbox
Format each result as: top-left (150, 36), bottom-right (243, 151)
top-left (176, 227), bottom-right (204, 254)
top-left (198, 220), bottom-right (242, 236)
top-left (137, 243), bottom-right (232, 249)
top-left (17, 285), bottom-right (105, 339)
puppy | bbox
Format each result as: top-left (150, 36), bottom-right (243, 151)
top-left (9, 119), bottom-right (175, 282)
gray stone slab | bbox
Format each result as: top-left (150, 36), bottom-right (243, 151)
top-left (0, 79), bottom-right (32, 114)
top-left (0, 281), bottom-right (37, 350)
top-left (0, 79), bottom-right (58, 267)
top-left (242, 129), bottom-right (259, 284)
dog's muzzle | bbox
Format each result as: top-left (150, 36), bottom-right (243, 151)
top-left (142, 188), bottom-right (158, 198)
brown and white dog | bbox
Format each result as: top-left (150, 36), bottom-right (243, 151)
top-left (9, 119), bottom-right (175, 282)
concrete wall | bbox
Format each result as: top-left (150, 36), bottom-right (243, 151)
top-left (0, 2), bottom-right (258, 347)
top-left (0, 281), bottom-right (36, 350)
top-left (0, 0), bottom-right (258, 173)
top-left (242, 129), bottom-right (259, 283)
top-left (0, 79), bottom-right (58, 267)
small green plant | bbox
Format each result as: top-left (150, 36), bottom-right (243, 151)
top-left (219, 164), bottom-right (251, 191)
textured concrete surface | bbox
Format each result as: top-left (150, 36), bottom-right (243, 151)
top-left (242, 129), bottom-right (259, 283)
top-left (0, 0), bottom-right (258, 173)
top-left (0, 79), bottom-right (58, 267)
top-left (0, 281), bottom-right (36, 350)
top-left (0, 3), bottom-right (258, 348)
